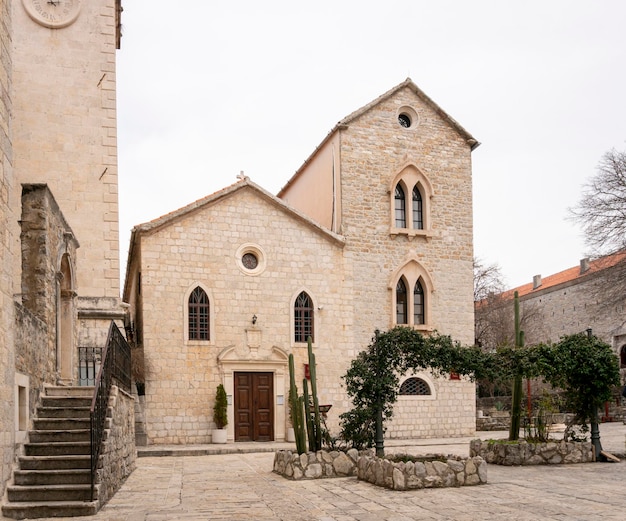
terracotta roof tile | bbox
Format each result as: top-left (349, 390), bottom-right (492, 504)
top-left (502, 250), bottom-right (626, 300)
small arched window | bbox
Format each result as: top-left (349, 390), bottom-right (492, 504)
top-left (294, 291), bottom-right (314, 343)
top-left (394, 185), bottom-right (406, 228)
top-left (399, 377), bottom-right (431, 396)
top-left (188, 286), bottom-right (209, 340)
top-left (620, 345), bottom-right (626, 368)
top-left (413, 280), bottom-right (424, 325)
top-left (412, 186), bottom-right (423, 230)
top-left (396, 279), bottom-right (408, 325)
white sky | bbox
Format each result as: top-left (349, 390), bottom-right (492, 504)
top-left (117, 0), bottom-right (626, 290)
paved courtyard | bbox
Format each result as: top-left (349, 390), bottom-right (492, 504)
top-left (5, 424), bottom-right (626, 521)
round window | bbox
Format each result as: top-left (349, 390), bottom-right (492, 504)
top-left (398, 113), bottom-right (412, 128)
top-left (242, 252), bottom-right (258, 270)
top-left (396, 106), bottom-right (419, 130)
top-left (235, 243), bottom-right (266, 276)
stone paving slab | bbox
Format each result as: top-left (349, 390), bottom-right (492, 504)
top-left (4, 423), bottom-right (625, 521)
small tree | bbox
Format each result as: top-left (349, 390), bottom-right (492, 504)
top-left (213, 384), bottom-right (228, 429)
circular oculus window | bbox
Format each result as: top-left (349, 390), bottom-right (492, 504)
top-left (242, 252), bottom-right (258, 270)
top-left (235, 244), bottom-right (266, 275)
top-left (397, 106), bottom-right (419, 130)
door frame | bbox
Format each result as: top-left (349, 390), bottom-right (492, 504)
top-left (217, 345), bottom-right (289, 442)
top-left (233, 371), bottom-right (274, 441)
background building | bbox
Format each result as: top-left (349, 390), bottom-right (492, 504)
top-left (125, 79), bottom-right (479, 444)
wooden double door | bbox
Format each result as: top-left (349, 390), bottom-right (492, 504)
top-left (234, 372), bottom-right (274, 441)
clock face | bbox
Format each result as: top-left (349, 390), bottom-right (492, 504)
top-left (22, 0), bottom-right (82, 29)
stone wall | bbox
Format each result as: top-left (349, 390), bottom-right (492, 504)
top-left (19, 184), bottom-right (79, 384)
top-left (97, 385), bottom-right (136, 507)
top-left (357, 453), bottom-right (487, 490)
top-left (470, 439), bottom-right (594, 465)
top-left (0, 0), bottom-right (14, 499)
top-left (273, 449), bottom-right (362, 480)
top-left (14, 303), bottom-right (49, 419)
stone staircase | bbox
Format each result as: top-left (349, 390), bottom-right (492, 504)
top-left (2, 386), bottom-right (99, 519)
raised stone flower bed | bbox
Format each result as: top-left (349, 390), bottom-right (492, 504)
top-left (357, 453), bottom-right (487, 490)
top-left (470, 439), bottom-right (594, 465)
top-left (273, 449), bottom-right (363, 480)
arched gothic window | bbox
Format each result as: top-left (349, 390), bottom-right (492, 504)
top-left (412, 186), bottom-right (423, 230)
top-left (394, 185), bottom-right (406, 228)
top-left (396, 279), bottom-right (408, 325)
top-left (399, 377), bottom-right (431, 396)
top-left (413, 280), bottom-right (424, 325)
top-left (188, 286), bottom-right (209, 340)
top-left (294, 291), bottom-right (314, 343)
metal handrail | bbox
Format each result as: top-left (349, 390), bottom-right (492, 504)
top-left (89, 321), bottom-right (131, 501)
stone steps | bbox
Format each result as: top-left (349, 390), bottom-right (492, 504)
top-left (1, 385), bottom-right (100, 519)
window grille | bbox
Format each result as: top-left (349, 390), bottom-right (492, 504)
top-left (399, 377), bottom-right (431, 396)
top-left (189, 286), bottom-right (209, 340)
top-left (294, 291), bottom-right (314, 342)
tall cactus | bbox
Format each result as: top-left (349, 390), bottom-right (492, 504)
top-left (307, 337), bottom-right (323, 451)
top-left (288, 354), bottom-right (307, 454)
top-left (287, 337), bottom-right (323, 454)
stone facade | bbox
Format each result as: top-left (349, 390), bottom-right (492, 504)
top-left (0, 0), bottom-right (127, 502)
top-left (0, 0), bottom-right (15, 498)
top-left (125, 80), bottom-right (479, 445)
top-left (11, 0), bottom-right (121, 300)
top-left (470, 439), bottom-right (594, 465)
top-left (357, 453), bottom-right (487, 490)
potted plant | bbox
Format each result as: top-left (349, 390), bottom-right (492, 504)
top-left (212, 384), bottom-right (228, 444)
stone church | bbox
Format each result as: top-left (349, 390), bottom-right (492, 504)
top-left (124, 78), bottom-right (480, 444)
top-left (1, 0), bottom-right (131, 512)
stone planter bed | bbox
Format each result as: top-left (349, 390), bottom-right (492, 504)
top-left (274, 449), bottom-right (488, 490)
top-left (273, 449), bottom-right (362, 480)
top-left (470, 439), bottom-right (594, 465)
top-left (357, 453), bottom-right (487, 490)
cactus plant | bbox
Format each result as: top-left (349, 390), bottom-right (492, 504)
top-left (288, 354), bottom-right (307, 454)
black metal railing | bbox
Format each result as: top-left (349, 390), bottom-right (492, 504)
top-left (90, 321), bottom-right (131, 500)
top-left (78, 346), bottom-right (102, 386)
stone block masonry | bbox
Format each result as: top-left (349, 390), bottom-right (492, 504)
top-left (470, 439), bottom-right (594, 465)
top-left (357, 453), bottom-right (487, 490)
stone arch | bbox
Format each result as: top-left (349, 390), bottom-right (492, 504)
top-left (57, 252), bottom-right (76, 384)
top-left (389, 163), bottom-right (434, 233)
top-left (388, 259), bottom-right (434, 330)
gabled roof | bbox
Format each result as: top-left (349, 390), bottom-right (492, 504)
top-left (124, 178), bottom-right (345, 291)
top-left (503, 250), bottom-right (626, 299)
top-left (278, 78), bottom-right (479, 197)
top-left (340, 78), bottom-right (479, 149)
top-left (131, 177), bottom-right (346, 243)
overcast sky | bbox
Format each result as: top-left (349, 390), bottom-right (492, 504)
top-left (117, 0), bottom-right (626, 290)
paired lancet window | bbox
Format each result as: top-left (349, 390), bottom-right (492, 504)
top-left (188, 286), bottom-right (210, 340)
top-left (395, 278), bottom-right (425, 326)
top-left (294, 291), bottom-right (314, 343)
top-left (394, 183), bottom-right (424, 230)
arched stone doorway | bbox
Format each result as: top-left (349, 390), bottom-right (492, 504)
top-left (57, 253), bottom-right (76, 384)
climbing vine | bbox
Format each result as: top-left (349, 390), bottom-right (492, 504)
top-left (340, 327), bottom-right (620, 450)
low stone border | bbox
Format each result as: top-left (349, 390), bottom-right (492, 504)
top-left (357, 453), bottom-right (487, 490)
top-left (273, 449), bottom-right (364, 480)
top-left (470, 439), bottom-right (594, 465)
